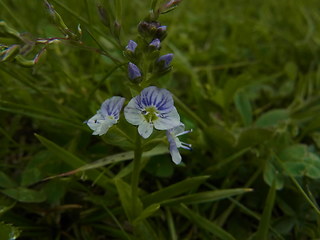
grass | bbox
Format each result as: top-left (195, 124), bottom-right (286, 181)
top-left (1, 0), bottom-right (320, 239)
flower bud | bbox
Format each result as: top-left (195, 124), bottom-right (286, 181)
top-left (155, 26), bottom-right (167, 41)
top-left (126, 40), bottom-right (138, 53)
top-left (157, 53), bottom-right (173, 68)
top-left (138, 21), bottom-right (164, 40)
top-left (1, 45), bottom-right (20, 62)
top-left (97, 5), bottom-right (110, 28)
top-left (149, 38), bottom-right (161, 50)
top-left (44, 0), bottom-right (77, 39)
top-left (0, 21), bottom-right (21, 40)
top-left (113, 21), bottom-right (121, 39)
top-left (128, 62), bottom-right (142, 83)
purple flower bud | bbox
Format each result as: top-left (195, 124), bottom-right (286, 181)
top-left (157, 26), bottom-right (167, 32)
top-left (155, 26), bottom-right (167, 41)
top-left (126, 40), bottom-right (137, 53)
top-left (128, 62), bottom-right (142, 81)
top-left (157, 53), bottom-right (173, 68)
top-left (149, 38), bottom-right (161, 49)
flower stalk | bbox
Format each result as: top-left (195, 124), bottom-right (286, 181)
top-left (131, 130), bottom-right (142, 218)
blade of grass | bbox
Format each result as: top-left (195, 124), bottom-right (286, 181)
top-left (35, 134), bottom-right (113, 190)
top-left (252, 182), bottom-right (276, 240)
top-left (142, 176), bottom-right (210, 206)
top-left (161, 188), bottom-right (252, 206)
top-left (178, 204), bottom-right (236, 240)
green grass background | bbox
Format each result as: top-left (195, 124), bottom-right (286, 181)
top-left (1, 0), bottom-right (320, 239)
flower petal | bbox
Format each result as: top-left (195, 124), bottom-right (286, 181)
top-left (138, 120), bottom-right (154, 139)
top-left (86, 113), bottom-right (116, 136)
top-left (101, 96), bottom-right (125, 119)
top-left (139, 86), bottom-right (174, 113)
top-left (166, 131), bottom-right (182, 164)
top-left (154, 107), bottom-right (180, 130)
top-left (124, 97), bottom-right (144, 125)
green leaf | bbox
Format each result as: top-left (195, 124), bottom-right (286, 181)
top-left (1, 187), bottom-right (46, 203)
top-left (178, 204), bottom-right (236, 240)
top-left (160, 188), bottom-right (252, 206)
top-left (35, 134), bottom-right (112, 190)
top-left (304, 152), bottom-right (320, 179)
top-left (0, 197), bottom-right (15, 217)
top-left (133, 204), bottom-right (160, 224)
top-left (0, 222), bottom-right (21, 240)
top-left (278, 144), bottom-right (320, 178)
top-left (0, 172), bottom-right (17, 188)
top-left (284, 61), bottom-right (298, 81)
top-left (252, 182), bottom-right (277, 240)
top-left (263, 159), bottom-right (284, 190)
top-left (144, 155), bottom-right (174, 178)
top-left (142, 176), bottom-right (210, 206)
top-left (236, 128), bottom-right (273, 150)
top-left (255, 109), bottom-right (289, 127)
top-left (114, 178), bottom-right (142, 222)
top-left (43, 179), bottom-right (67, 204)
top-left (234, 90), bottom-right (252, 126)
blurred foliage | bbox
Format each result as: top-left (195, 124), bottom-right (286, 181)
top-left (1, 0), bottom-right (320, 239)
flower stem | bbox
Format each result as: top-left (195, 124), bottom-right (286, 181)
top-left (131, 131), bottom-right (142, 218)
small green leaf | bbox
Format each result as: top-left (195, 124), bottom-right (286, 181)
top-left (279, 144), bottom-right (320, 178)
top-left (263, 159), bottom-right (284, 190)
top-left (234, 90), bottom-right (252, 126)
top-left (304, 153), bottom-right (320, 179)
top-left (0, 222), bottom-right (21, 240)
top-left (255, 109), bottom-right (289, 127)
top-left (1, 187), bottom-right (46, 203)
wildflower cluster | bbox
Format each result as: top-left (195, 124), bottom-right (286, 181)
top-left (86, 0), bottom-right (190, 164)
top-left (124, 20), bottom-right (174, 84)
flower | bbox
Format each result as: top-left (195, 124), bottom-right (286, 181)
top-left (128, 62), bottom-right (142, 81)
top-left (166, 123), bottom-right (192, 164)
top-left (125, 40), bottom-right (137, 53)
top-left (85, 96), bottom-right (125, 136)
top-left (124, 86), bottom-right (180, 138)
top-left (157, 53), bottom-right (173, 69)
top-left (149, 38), bottom-right (161, 49)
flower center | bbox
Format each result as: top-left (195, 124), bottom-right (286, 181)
top-left (142, 106), bottom-right (159, 123)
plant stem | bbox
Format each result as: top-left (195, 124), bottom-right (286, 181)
top-left (131, 131), bottom-right (142, 218)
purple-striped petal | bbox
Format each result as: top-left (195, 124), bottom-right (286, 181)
top-left (154, 107), bottom-right (180, 130)
top-left (100, 96), bottom-right (125, 119)
top-left (166, 130), bottom-right (182, 164)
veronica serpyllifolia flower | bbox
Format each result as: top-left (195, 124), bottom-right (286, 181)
top-left (124, 86), bottom-right (180, 138)
top-left (125, 40), bottom-right (137, 53)
top-left (86, 96), bottom-right (125, 136)
top-left (166, 124), bottom-right (192, 164)
top-left (149, 38), bottom-right (161, 49)
top-left (128, 62), bottom-right (142, 82)
top-left (157, 53), bottom-right (173, 69)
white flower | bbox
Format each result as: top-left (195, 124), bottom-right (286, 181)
top-left (86, 96), bottom-right (125, 136)
top-left (124, 86), bottom-right (180, 138)
top-left (166, 124), bottom-right (192, 164)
